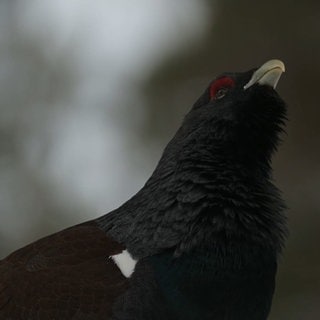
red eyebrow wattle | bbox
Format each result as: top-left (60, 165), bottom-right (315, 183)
top-left (210, 77), bottom-right (235, 98)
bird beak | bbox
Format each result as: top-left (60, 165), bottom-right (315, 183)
top-left (244, 59), bottom-right (285, 90)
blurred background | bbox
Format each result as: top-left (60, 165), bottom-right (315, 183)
top-left (0, 0), bottom-right (319, 318)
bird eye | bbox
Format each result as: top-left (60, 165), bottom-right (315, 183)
top-left (214, 88), bottom-right (228, 100)
top-left (209, 76), bottom-right (235, 100)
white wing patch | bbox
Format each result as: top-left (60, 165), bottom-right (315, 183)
top-left (110, 249), bottom-right (137, 278)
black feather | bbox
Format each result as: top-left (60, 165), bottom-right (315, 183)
top-left (1, 62), bottom-right (288, 320)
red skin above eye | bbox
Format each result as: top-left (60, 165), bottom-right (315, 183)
top-left (210, 77), bottom-right (235, 99)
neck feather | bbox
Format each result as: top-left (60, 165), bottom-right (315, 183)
top-left (97, 153), bottom-right (286, 259)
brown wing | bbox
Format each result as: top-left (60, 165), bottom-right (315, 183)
top-left (0, 221), bottom-right (128, 319)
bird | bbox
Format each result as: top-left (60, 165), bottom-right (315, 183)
top-left (0, 59), bottom-right (287, 320)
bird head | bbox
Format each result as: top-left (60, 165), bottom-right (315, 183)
top-left (167, 59), bottom-right (287, 172)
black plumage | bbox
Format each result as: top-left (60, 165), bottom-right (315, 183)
top-left (0, 59), bottom-right (287, 319)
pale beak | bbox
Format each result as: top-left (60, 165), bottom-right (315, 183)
top-left (244, 59), bottom-right (285, 90)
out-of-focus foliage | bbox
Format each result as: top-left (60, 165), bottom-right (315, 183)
top-left (0, 1), bottom-right (319, 319)
top-left (0, 0), bottom-right (207, 254)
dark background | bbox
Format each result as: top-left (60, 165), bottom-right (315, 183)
top-left (0, 1), bottom-right (319, 318)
